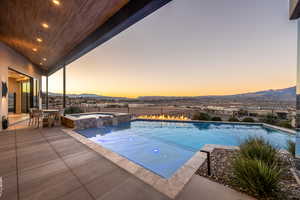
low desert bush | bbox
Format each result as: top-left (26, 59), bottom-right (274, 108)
top-left (242, 117), bottom-right (255, 123)
top-left (211, 116), bottom-right (222, 121)
top-left (232, 158), bottom-right (281, 197)
top-left (239, 137), bottom-right (279, 166)
top-left (228, 117), bottom-right (240, 122)
top-left (192, 112), bottom-right (210, 121)
top-left (260, 113), bottom-right (278, 125)
top-left (277, 121), bottom-right (293, 129)
top-left (64, 106), bottom-right (83, 114)
top-left (232, 137), bottom-right (281, 197)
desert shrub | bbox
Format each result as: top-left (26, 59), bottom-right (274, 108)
top-left (228, 117), bottom-right (240, 122)
top-left (64, 106), bottom-right (83, 114)
top-left (192, 112), bottom-right (210, 121)
top-left (249, 113), bottom-right (258, 117)
top-left (239, 137), bottom-right (279, 166)
top-left (232, 158), bottom-right (281, 197)
top-left (287, 140), bottom-right (296, 157)
top-left (242, 117), bottom-right (255, 123)
top-left (260, 113), bottom-right (278, 125)
top-left (277, 121), bottom-right (293, 129)
top-left (237, 109), bottom-right (248, 116)
top-left (211, 116), bottom-right (222, 121)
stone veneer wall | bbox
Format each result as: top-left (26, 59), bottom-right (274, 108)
top-left (115, 114), bottom-right (132, 124)
top-left (74, 118), bottom-right (98, 130)
top-left (64, 113), bottom-right (132, 130)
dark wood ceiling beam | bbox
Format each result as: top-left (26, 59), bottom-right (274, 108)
top-left (47, 0), bottom-right (172, 75)
top-left (290, 0), bottom-right (300, 20)
top-left (0, 0), bottom-right (129, 70)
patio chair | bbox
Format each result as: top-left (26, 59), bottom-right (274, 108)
top-left (29, 109), bottom-right (43, 128)
top-left (42, 112), bottom-right (55, 128)
top-left (28, 108), bottom-right (38, 126)
top-left (53, 109), bottom-right (65, 126)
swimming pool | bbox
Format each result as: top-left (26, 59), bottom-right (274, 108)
top-left (76, 120), bottom-right (295, 178)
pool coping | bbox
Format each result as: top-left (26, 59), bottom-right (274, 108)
top-left (62, 128), bottom-right (210, 199)
top-left (261, 123), bottom-right (296, 135)
top-left (133, 118), bottom-right (297, 135)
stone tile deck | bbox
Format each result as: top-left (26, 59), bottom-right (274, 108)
top-left (0, 122), bottom-right (255, 200)
top-left (0, 126), bottom-right (169, 200)
top-left (176, 175), bottom-right (255, 200)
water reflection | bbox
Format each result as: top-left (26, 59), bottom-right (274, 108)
top-left (192, 123), bottom-right (211, 130)
top-left (76, 122), bottom-right (131, 138)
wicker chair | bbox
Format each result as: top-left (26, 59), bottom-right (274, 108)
top-left (29, 109), bottom-right (43, 128)
top-left (42, 112), bottom-right (55, 128)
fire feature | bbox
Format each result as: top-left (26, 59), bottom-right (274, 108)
top-left (138, 114), bottom-right (190, 121)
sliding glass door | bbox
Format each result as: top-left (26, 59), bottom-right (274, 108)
top-left (8, 93), bottom-right (16, 113)
top-left (33, 79), bottom-right (40, 108)
top-left (21, 80), bottom-right (31, 113)
top-left (8, 68), bottom-right (40, 114)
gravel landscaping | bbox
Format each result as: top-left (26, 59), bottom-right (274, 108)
top-left (196, 148), bottom-right (300, 200)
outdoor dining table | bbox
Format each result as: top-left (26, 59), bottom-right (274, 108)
top-left (42, 109), bottom-right (60, 114)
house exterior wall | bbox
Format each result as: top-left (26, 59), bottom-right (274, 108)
top-left (289, 0), bottom-right (300, 168)
top-left (296, 21), bottom-right (300, 166)
top-left (0, 42), bottom-right (43, 130)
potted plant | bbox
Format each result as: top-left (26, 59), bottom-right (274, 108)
top-left (2, 116), bottom-right (8, 130)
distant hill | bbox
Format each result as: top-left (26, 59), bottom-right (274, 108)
top-left (47, 86), bottom-right (296, 102)
top-left (224, 86), bottom-right (296, 101)
top-left (47, 92), bottom-right (129, 100)
top-left (67, 93), bottom-right (104, 98)
top-left (139, 86), bottom-right (296, 102)
top-left (48, 92), bottom-right (102, 98)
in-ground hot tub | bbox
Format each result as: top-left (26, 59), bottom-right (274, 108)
top-left (61, 112), bottom-right (132, 129)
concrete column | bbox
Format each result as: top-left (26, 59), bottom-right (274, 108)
top-left (63, 65), bottom-right (66, 109)
top-left (0, 66), bottom-right (8, 131)
top-left (296, 20), bottom-right (300, 168)
top-left (46, 76), bottom-right (49, 109)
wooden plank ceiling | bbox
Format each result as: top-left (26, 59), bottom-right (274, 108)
top-left (0, 0), bottom-right (129, 71)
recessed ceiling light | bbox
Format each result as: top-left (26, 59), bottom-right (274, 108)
top-left (43, 58), bottom-right (47, 61)
top-left (32, 48), bottom-right (37, 52)
top-left (36, 38), bottom-right (43, 42)
top-left (41, 23), bottom-right (49, 29)
top-left (52, 0), bottom-right (60, 6)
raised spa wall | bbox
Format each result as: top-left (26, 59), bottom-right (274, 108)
top-left (61, 112), bottom-right (132, 129)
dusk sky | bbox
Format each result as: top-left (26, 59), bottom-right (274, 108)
top-left (46, 0), bottom-right (297, 98)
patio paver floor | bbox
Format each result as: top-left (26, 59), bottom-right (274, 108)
top-left (0, 125), bottom-right (170, 200)
top-left (0, 122), bottom-right (255, 200)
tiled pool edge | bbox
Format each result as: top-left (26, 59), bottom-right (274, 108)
top-left (262, 123), bottom-right (296, 135)
top-left (62, 128), bottom-right (208, 199)
top-left (133, 118), bottom-right (296, 135)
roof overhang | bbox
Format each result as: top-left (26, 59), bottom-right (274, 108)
top-left (290, 0), bottom-right (300, 20)
top-left (0, 0), bottom-right (172, 76)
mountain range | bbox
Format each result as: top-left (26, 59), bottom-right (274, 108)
top-left (215, 86), bottom-right (296, 101)
top-left (48, 86), bottom-right (296, 101)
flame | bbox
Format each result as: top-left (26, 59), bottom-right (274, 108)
top-left (138, 114), bottom-right (190, 121)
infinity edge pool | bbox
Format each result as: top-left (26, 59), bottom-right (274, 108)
top-left (61, 120), bottom-right (295, 198)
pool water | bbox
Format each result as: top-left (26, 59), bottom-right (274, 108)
top-left (71, 113), bottom-right (113, 119)
top-left (76, 120), bottom-right (295, 178)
